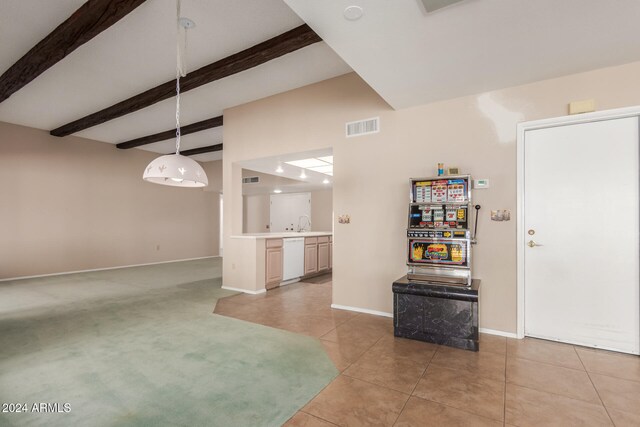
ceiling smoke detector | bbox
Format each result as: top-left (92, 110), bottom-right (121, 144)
top-left (178, 17), bottom-right (195, 29)
top-left (343, 5), bottom-right (364, 21)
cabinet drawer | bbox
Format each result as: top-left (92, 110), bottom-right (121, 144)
top-left (317, 236), bottom-right (329, 244)
top-left (305, 237), bottom-right (318, 245)
top-left (266, 238), bottom-right (283, 248)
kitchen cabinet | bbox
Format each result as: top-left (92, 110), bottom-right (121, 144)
top-left (317, 236), bottom-right (330, 272)
top-left (265, 239), bottom-right (283, 289)
top-left (304, 237), bottom-right (318, 275)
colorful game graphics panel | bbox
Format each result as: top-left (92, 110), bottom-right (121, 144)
top-left (408, 239), bottom-right (468, 266)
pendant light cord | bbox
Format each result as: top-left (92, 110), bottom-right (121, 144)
top-left (175, 0), bottom-right (188, 155)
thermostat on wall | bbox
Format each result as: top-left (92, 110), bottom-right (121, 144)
top-left (474, 179), bottom-right (490, 189)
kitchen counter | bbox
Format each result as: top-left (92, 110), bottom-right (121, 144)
top-left (231, 232), bottom-right (332, 239)
top-left (223, 232), bottom-right (332, 294)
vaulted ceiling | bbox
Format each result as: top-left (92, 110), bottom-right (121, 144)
top-left (0, 0), bottom-right (351, 162)
top-left (2, 0), bottom-right (640, 164)
top-left (286, 0), bottom-right (640, 109)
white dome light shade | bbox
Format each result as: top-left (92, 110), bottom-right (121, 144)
top-left (143, 154), bottom-right (208, 188)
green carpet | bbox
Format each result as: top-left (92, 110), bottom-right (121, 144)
top-left (0, 259), bottom-right (338, 426)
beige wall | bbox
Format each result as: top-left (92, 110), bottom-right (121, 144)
top-left (224, 62), bottom-right (640, 333)
top-left (243, 194), bottom-right (270, 233)
top-left (0, 122), bottom-right (222, 279)
top-left (311, 189), bottom-right (333, 232)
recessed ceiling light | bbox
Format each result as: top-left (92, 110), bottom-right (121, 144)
top-left (274, 189), bottom-right (282, 194)
top-left (276, 165), bottom-right (283, 173)
top-left (300, 170), bottom-right (307, 179)
top-left (344, 5), bottom-right (364, 21)
top-left (323, 178), bottom-right (330, 184)
top-left (286, 158), bottom-right (329, 168)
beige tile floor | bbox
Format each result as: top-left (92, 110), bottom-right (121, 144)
top-left (214, 276), bottom-right (640, 426)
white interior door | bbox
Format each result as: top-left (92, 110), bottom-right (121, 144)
top-left (270, 193), bottom-right (311, 232)
top-left (524, 116), bottom-right (639, 354)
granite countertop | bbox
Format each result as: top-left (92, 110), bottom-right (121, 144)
top-left (231, 232), bottom-right (333, 239)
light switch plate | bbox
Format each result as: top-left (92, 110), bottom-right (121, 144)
top-left (474, 179), bottom-right (489, 189)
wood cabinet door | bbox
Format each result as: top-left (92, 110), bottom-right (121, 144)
top-left (304, 244), bottom-right (318, 275)
top-left (265, 247), bottom-right (283, 288)
top-left (318, 242), bottom-right (329, 271)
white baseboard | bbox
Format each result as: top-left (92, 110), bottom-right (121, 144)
top-left (331, 304), bottom-right (393, 318)
top-left (221, 286), bottom-right (266, 295)
top-left (479, 328), bottom-right (518, 339)
top-left (0, 256), bottom-right (220, 282)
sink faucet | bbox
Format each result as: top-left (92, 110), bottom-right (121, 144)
top-left (297, 215), bottom-right (311, 232)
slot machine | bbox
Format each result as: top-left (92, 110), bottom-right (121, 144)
top-left (407, 175), bottom-right (473, 286)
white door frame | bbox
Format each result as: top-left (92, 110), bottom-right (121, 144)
top-left (516, 105), bottom-right (640, 339)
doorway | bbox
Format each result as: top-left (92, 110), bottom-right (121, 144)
top-left (517, 106), bottom-right (640, 354)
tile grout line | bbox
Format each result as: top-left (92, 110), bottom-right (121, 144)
top-left (413, 344), bottom-right (507, 424)
top-left (504, 380), bottom-right (610, 407)
top-left (301, 332), bottom-right (388, 425)
top-left (408, 392), bottom-right (506, 424)
top-left (298, 409), bottom-right (341, 426)
top-left (575, 345), bottom-right (616, 426)
top-left (506, 353), bottom-right (587, 372)
top-left (392, 348), bottom-right (438, 426)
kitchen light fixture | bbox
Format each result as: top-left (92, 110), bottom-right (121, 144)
top-left (300, 170), bottom-right (307, 179)
top-left (286, 156), bottom-right (333, 176)
top-left (286, 158), bottom-right (329, 169)
top-left (274, 189), bottom-right (282, 194)
top-left (143, 0), bottom-right (208, 188)
top-left (323, 178), bottom-right (330, 184)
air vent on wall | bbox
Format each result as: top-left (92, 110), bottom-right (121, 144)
top-left (346, 117), bottom-right (380, 137)
top-left (242, 176), bottom-right (260, 184)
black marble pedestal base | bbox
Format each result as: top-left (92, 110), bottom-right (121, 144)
top-left (392, 276), bottom-right (480, 351)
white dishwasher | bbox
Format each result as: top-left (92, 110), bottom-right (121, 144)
top-left (282, 237), bottom-right (305, 281)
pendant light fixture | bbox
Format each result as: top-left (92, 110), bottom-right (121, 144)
top-left (143, 0), bottom-right (208, 188)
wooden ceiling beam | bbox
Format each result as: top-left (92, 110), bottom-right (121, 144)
top-left (116, 115), bottom-right (223, 149)
top-left (177, 144), bottom-right (223, 156)
top-left (0, 0), bottom-right (148, 104)
top-left (50, 24), bottom-right (321, 137)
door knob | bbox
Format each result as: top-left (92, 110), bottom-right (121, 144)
top-left (527, 240), bottom-right (541, 248)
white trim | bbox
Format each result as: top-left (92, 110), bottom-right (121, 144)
top-left (516, 104), bottom-right (640, 339)
top-left (221, 286), bottom-right (266, 295)
top-left (331, 304), bottom-right (393, 318)
top-left (479, 328), bottom-right (518, 339)
top-left (0, 256), bottom-right (220, 282)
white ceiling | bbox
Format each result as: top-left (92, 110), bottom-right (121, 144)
top-left (0, 0), bottom-right (351, 158)
top-left (4, 0), bottom-right (640, 163)
top-left (238, 148), bottom-right (333, 195)
top-left (284, 0), bottom-right (640, 109)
